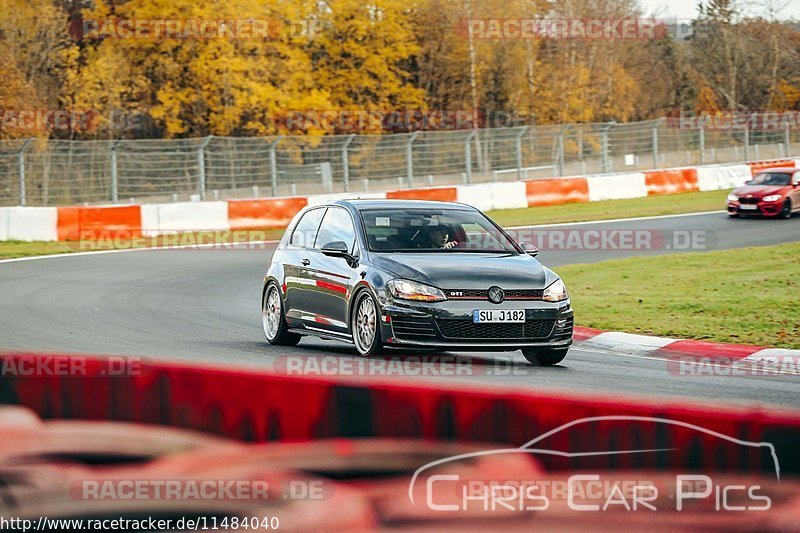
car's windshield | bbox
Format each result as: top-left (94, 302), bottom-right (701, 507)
top-left (751, 172), bottom-right (792, 186)
top-left (360, 208), bottom-right (518, 253)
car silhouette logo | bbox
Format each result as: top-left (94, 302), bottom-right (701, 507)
top-left (487, 286), bottom-right (504, 303)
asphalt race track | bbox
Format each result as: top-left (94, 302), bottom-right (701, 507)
top-left (2, 211), bottom-right (799, 409)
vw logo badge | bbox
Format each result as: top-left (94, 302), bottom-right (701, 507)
top-left (487, 286), bottom-right (505, 304)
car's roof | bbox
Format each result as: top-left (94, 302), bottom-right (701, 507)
top-left (332, 199), bottom-right (476, 210)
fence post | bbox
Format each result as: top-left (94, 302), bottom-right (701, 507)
top-left (269, 136), bottom-right (283, 197)
top-left (342, 134), bottom-right (356, 192)
top-left (465, 131), bottom-right (477, 183)
top-left (197, 136), bottom-right (212, 200)
top-left (601, 122), bottom-right (614, 173)
top-left (405, 131), bottom-right (419, 187)
top-left (110, 140), bottom-right (121, 203)
top-left (514, 126), bottom-right (527, 181)
top-left (699, 124), bottom-right (705, 165)
top-left (785, 123), bottom-right (791, 157)
top-left (557, 126), bottom-right (567, 176)
top-left (18, 139), bottom-right (33, 207)
top-left (743, 125), bottom-right (749, 161)
top-left (652, 120), bottom-right (661, 168)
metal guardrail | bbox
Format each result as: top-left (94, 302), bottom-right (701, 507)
top-left (0, 118), bottom-right (797, 206)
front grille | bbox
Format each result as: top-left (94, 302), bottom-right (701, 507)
top-left (392, 316), bottom-right (436, 341)
top-left (436, 319), bottom-right (555, 340)
top-left (738, 197), bottom-right (760, 204)
top-left (444, 289), bottom-right (543, 300)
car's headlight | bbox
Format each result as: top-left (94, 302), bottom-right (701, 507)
top-left (387, 279), bottom-right (447, 302)
top-left (763, 194), bottom-right (782, 202)
top-left (543, 278), bottom-right (568, 302)
top-left (727, 193), bottom-right (738, 201)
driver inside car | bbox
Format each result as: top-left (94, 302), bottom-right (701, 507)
top-left (425, 227), bottom-right (459, 249)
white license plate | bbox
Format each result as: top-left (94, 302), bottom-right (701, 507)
top-left (473, 309), bottom-right (525, 323)
top-left (739, 204), bottom-right (758, 210)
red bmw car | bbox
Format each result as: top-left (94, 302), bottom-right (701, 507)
top-left (727, 167), bottom-right (800, 218)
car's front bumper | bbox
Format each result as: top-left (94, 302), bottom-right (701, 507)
top-left (727, 199), bottom-right (783, 217)
top-left (377, 296), bottom-right (573, 351)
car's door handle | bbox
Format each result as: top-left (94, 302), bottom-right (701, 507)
top-left (301, 258), bottom-right (311, 266)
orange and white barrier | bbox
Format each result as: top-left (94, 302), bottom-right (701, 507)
top-left (56, 205), bottom-right (143, 241)
top-left (153, 201), bottom-right (230, 234)
top-left (457, 182), bottom-right (528, 211)
top-left (1, 157), bottom-right (796, 242)
top-left (525, 177), bottom-right (589, 206)
top-left (644, 168), bottom-right (699, 195)
top-left (5, 206), bottom-right (58, 242)
top-left (695, 163), bottom-right (752, 191)
top-left (747, 158), bottom-right (796, 176)
top-left (386, 186), bottom-right (457, 202)
top-left (228, 197), bottom-right (308, 230)
top-left (586, 172), bottom-right (647, 202)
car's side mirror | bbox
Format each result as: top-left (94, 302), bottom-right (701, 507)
top-left (520, 241), bottom-right (539, 257)
top-left (320, 241), bottom-right (355, 262)
top-left (320, 240), bottom-right (351, 258)
top-left (745, 180), bottom-right (754, 185)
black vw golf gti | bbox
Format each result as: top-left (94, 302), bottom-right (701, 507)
top-left (262, 200), bottom-right (573, 365)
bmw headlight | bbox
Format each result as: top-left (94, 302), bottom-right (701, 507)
top-left (727, 193), bottom-right (738, 201)
top-left (543, 278), bottom-right (568, 302)
top-left (763, 194), bottom-right (782, 202)
top-left (387, 279), bottom-right (447, 302)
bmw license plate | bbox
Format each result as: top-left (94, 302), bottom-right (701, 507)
top-left (739, 204), bottom-right (757, 210)
top-left (473, 309), bottom-right (525, 323)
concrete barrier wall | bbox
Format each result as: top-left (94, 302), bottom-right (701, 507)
top-left (586, 172), bottom-right (647, 202)
top-left (696, 164), bottom-right (753, 191)
top-left (0, 208), bottom-right (8, 241)
top-left (7, 207), bottom-right (58, 242)
top-left (2, 158), bottom-right (797, 242)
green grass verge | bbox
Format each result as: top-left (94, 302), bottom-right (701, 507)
top-left (487, 189), bottom-right (727, 226)
top-left (0, 190), bottom-right (728, 260)
top-left (558, 242), bottom-right (800, 349)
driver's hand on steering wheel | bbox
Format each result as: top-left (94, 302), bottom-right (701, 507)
top-left (442, 240), bottom-right (458, 249)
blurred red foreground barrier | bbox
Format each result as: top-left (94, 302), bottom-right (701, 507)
top-left (1, 353), bottom-right (798, 478)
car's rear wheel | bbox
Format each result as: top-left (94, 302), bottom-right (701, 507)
top-left (262, 283), bottom-right (301, 346)
top-left (351, 290), bottom-right (383, 357)
top-left (780, 199), bottom-right (792, 219)
top-left (521, 348), bottom-right (568, 366)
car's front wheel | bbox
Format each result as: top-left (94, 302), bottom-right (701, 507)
top-left (262, 283), bottom-right (301, 346)
top-left (780, 199), bottom-right (792, 219)
top-left (351, 290), bottom-right (383, 357)
top-left (521, 348), bottom-right (568, 366)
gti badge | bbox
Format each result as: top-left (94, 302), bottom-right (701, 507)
top-left (487, 286), bottom-right (505, 303)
